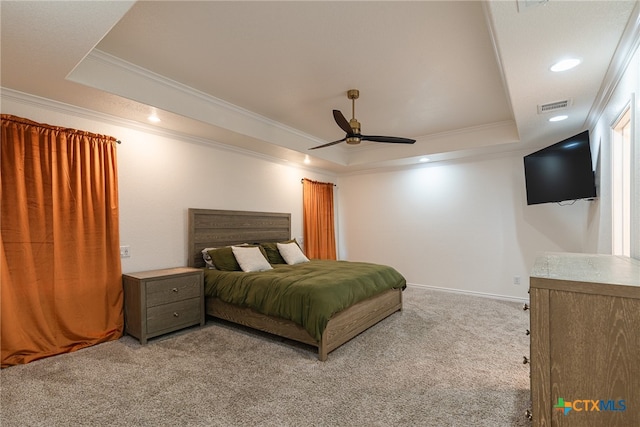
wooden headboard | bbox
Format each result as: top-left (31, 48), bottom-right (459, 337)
top-left (188, 208), bottom-right (291, 268)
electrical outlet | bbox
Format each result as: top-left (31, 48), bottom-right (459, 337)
top-left (120, 245), bottom-right (131, 258)
top-left (513, 276), bottom-right (521, 285)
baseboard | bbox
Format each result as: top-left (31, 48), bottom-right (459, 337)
top-left (407, 283), bottom-right (529, 304)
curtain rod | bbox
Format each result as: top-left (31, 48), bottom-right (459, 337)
top-left (301, 178), bottom-right (336, 186)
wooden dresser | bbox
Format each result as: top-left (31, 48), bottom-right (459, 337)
top-left (123, 267), bottom-right (205, 344)
top-left (529, 252), bottom-right (640, 426)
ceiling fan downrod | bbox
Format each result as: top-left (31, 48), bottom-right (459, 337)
top-left (346, 89), bottom-right (361, 142)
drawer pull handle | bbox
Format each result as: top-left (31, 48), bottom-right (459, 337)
top-left (172, 288), bottom-right (179, 292)
top-left (173, 312), bottom-right (179, 317)
top-left (523, 356), bottom-right (529, 364)
top-left (523, 303), bottom-right (529, 311)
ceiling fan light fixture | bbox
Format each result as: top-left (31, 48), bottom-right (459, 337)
top-left (349, 119), bottom-right (361, 134)
top-left (346, 136), bottom-right (361, 145)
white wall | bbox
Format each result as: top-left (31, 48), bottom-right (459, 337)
top-left (1, 94), bottom-right (335, 273)
top-left (337, 153), bottom-right (593, 300)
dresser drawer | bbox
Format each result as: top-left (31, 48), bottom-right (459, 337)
top-left (146, 274), bottom-right (201, 307)
top-left (147, 298), bottom-right (202, 335)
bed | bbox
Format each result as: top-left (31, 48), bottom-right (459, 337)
top-left (187, 208), bottom-right (405, 360)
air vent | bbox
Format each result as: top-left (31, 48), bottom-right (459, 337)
top-left (538, 99), bottom-right (572, 114)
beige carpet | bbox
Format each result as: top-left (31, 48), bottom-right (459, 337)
top-left (1, 286), bottom-right (531, 426)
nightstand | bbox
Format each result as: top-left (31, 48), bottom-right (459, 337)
top-left (123, 267), bottom-right (204, 344)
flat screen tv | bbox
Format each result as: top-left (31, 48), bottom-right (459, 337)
top-left (523, 130), bottom-right (597, 205)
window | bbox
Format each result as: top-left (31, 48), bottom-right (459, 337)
top-left (612, 106), bottom-right (631, 256)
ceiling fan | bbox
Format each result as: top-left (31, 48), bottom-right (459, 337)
top-left (309, 89), bottom-right (416, 150)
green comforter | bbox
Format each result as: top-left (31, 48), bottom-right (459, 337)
top-left (203, 260), bottom-right (406, 341)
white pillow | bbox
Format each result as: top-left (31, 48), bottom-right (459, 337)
top-left (277, 242), bottom-right (310, 265)
top-left (201, 247), bottom-right (217, 269)
top-left (231, 246), bottom-right (273, 272)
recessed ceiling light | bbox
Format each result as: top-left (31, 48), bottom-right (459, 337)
top-left (419, 157), bottom-right (430, 163)
top-left (550, 58), bottom-right (581, 72)
top-left (549, 115), bottom-right (568, 122)
top-left (303, 155), bottom-right (311, 165)
top-left (148, 114), bottom-right (161, 123)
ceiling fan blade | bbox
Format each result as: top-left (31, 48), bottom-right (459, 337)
top-left (309, 137), bottom-right (347, 150)
top-left (361, 135), bottom-right (416, 144)
top-left (333, 110), bottom-right (354, 135)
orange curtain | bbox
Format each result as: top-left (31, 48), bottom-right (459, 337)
top-left (1, 114), bottom-right (123, 368)
top-left (302, 178), bottom-right (337, 260)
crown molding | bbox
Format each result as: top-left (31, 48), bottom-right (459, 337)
top-left (77, 50), bottom-right (327, 145)
top-left (67, 49), bottom-right (349, 166)
top-left (586, 1), bottom-right (640, 130)
top-left (0, 87), bottom-right (338, 177)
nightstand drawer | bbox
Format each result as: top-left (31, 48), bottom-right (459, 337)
top-left (146, 275), bottom-right (200, 307)
top-left (147, 298), bottom-right (202, 335)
